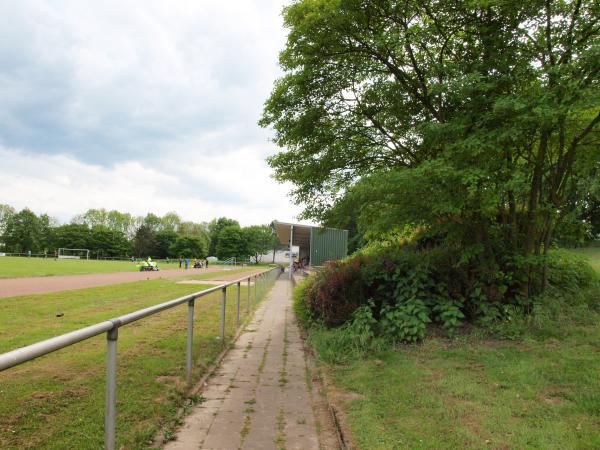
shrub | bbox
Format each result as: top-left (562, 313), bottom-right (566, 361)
top-left (432, 299), bottom-right (465, 336)
top-left (303, 256), bottom-right (368, 326)
top-left (307, 304), bottom-right (385, 364)
top-left (296, 241), bottom-right (598, 346)
top-left (380, 299), bottom-right (431, 343)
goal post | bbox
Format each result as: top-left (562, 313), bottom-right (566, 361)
top-left (57, 248), bottom-right (90, 260)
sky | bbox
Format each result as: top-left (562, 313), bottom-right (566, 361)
top-left (0, 0), bottom-right (307, 226)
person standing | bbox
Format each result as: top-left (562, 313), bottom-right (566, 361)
top-left (205, 258), bottom-right (209, 268)
top-left (184, 257), bottom-right (189, 269)
top-left (179, 257), bottom-right (183, 268)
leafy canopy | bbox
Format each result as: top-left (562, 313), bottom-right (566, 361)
top-left (261, 0), bottom-right (600, 271)
top-left (261, 0), bottom-right (600, 244)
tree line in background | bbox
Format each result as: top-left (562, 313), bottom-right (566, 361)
top-left (0, 205), bottom-right (278, 263)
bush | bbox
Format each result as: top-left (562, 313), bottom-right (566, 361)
top-left (307, 303), bottom-right (386, 364)
top-left (303, 256), bottom-right (369, 326)
top-left (296, 242), bottom-right (598, 346)
top-left (292, 278), bottom-right (314, 329)
top-left (380, 299), bottom-right (431, 343)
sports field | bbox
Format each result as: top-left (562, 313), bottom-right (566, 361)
top-left (0, 256), bottom-right (144, 278)
top-left (0, 269), bottom-right (277, 449)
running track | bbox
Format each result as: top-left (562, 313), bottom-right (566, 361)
top-left (0, 267), bottom-right (261, 299)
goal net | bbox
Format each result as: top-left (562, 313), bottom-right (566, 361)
top-left (57, 248), bottom-right (90, 260)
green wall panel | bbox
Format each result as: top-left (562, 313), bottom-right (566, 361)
top-left (309, 227), bottom-right (348, 266)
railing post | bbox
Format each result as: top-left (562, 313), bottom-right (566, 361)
top-left (186, 299), bottom-right (195, 383)
top-left (253, 275), bottom-right (257, 305)
top-left (220, 287), bottom-right (226, 343)
top-left (236, 282), bottom-right (241, 327)
top-left (247, 278), bottom-right (250, 313)
top-left (105, 325), bottom-right (119, 450)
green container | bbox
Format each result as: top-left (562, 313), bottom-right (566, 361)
top-left (309, 227), bottom-right (348, 266)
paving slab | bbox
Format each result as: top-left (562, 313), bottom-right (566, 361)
top-left (164, 277), bottom-right (327, 450)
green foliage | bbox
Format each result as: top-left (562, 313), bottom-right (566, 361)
top-left (243, 225), bottom-right (277, 263)
top-left (215, 225), bottom-right (245, 260)
top-left (155, 230), bottom-right (178, 258)
top-left (380, 299), bottom-right (431, 343)
top-left (169, 235), bottom-right (207, 259)
top-left (133, 225), bottom-right (158, 257)
top-left (297, 241), bottom-right (598, 348)
top-left (87, 227), bottom-right (131, 256)
top-left (52, 223), bottom-right (90, 249)
top-left (2, 208), bottom-right (51, 253)
top-left (432, 300), bottom-right (465, 337)
top-left (292, 278), bottom-right (314, 329)
top-left (0, 204), bottom-right (15, 240)
top-left (262, 0), bottom-right (600, 291)
top-left (347, 302), bottom-right (377, 349)
top-left (208, 217), bottom-right (240, 256)
top-left (307, 306), bottom-right (386, 364)
top-left (72, 208), bottom-right (139, 238)
top-left (302, 256), bottom-right (369, 326)
top-left (544, 250), bottom-right (597, 292)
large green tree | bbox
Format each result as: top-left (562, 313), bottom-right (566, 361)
top-left (3, 209), bottom-right (49, 253)
top-left (88, 227), bottom-right (131, 257)
top-left (262, 0), bottom-right (600, 293)
top-left (208, 217), bottom-right (240, 256)
top-left (215, 225), bottom-right (245, 260)
top-left (243, 225), bottom-right (278, 263)
top-left (133, 225), bottom-right (158, 257)
top-left (0, 204), bottom-right (15, 238)
top-left (52, 224), bottom-right (90, 249)
top-left (155, 230), bottom-right (179, 258)
top-left (73, 209), bottom-right (138, 238)
top-left (169, 236), bottom-right (208, 259)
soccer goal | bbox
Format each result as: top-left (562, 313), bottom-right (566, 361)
top-left (57, 248), bottom-right (90, 260)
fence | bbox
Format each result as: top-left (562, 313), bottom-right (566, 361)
top-left (0, 266), bottom-right (282, 450)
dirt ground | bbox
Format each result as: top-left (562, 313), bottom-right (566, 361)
top-left (0, 267), bottom-right (263, 299)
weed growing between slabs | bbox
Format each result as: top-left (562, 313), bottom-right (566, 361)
top-left (0, 273), bottom-right (277, 449)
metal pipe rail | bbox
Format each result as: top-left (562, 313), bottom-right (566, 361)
top-left (0, 266), bottom-right (282, 450)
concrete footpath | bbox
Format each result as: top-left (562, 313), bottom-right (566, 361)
top-left (165, 276), bottom-right (334, 450)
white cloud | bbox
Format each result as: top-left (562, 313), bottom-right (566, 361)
top-left (0, 1), bottom-right (311, 226)
top-left (0, 146), bottom-right (302, 226)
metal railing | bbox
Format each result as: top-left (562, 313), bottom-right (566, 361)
top-left (0, 266), bottom-right (283, 450)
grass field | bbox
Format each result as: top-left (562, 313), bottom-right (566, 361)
top-left (0, 256), bottom-right (274, 278)
top-left (0, 270), bottom-right (277, 449)
top-left (0, 257), bottom-right (145, 278)
top-left (311, 251), bottom-right (600, 449)
top-left (569, 245), bottom-right (600, 273)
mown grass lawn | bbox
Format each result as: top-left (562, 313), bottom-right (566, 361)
top-left (0, 272), bottom-right (276, 449)
top-left (312, 252), bottom-right (600, 449)
top-left (328, 331), bottom-right (600, 449)
top-left (569, 245), bottom-right (600, 273)
top-left (0, 256), bottom-right (145, 278)
top-left (180, 267), bottom-right (260, 281)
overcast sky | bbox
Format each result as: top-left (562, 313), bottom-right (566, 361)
top-left (0, 0), bottom-right (307, 226)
